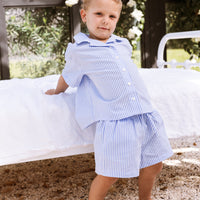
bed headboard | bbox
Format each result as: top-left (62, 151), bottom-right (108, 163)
top-left (157, 30), bottom-right (200, 69)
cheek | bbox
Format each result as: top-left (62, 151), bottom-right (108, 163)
top-left (90, 19), bottom-right (100, 28)
top-left (111, 22), bottom-right (117, 30)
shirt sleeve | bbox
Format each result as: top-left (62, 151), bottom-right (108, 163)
top-left (62, 43), bottom-right (83, 88)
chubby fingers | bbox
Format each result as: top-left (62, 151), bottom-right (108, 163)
top-left (45, 89), bottom-right (56, 95)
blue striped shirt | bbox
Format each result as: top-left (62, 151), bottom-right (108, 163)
top-left (62, 32), bottom-right (154, 129)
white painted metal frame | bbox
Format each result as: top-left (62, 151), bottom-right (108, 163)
top-left (157, 30), bottom-right (200, 69)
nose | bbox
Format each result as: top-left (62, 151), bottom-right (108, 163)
top-left (102, 16), bottom-right (109, 25)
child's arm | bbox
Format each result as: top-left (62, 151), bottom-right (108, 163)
top-left (45, 75), bottom-right (69, 95)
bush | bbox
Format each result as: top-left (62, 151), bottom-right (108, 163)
top-left (6, 7), bottom-right (70, 78)
top-left (166, 0), bottom-right (200, 59)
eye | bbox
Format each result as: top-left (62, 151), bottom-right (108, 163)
top-left (110, 15), bottom-right (117, 19)
top-left (95, 12), bottom-right (102, 16)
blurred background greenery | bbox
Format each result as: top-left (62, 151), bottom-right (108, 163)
top-left (5, 0), bottom-right (200, 78)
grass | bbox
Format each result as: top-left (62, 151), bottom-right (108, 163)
top-left (133, 49), bottom-right (200, 71)
top-left (133, 49), bottom-right (193, 68)
top-left (9, 49), bottom-right (200, 79)
top-left (167, 49), bottom-right (191, 62)
top-left (10, 59), bottom-right (48, 78)
top-left (166, 48), bottom-right (190, 69)
top-left (167, 49), bottom-right (200, 71)
top-left (132, 50), bottom-right (141, 68)
top-left (9, 57), bottom-right (64, 79)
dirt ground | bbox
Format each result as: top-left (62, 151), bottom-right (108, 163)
top-left (0, 136), bottom-right (200, 200)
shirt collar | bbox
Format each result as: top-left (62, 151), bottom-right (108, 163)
top-left (74, 32), bottom-right (123, 46)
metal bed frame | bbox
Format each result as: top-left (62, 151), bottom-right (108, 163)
top-left (157, 30), bottom-right (200, 69)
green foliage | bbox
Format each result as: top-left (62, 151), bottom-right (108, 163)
top-left (6, 7), bottom-right (71, 77)
top-left (166, 0), bottom-right (200, 59)
top-left (115, 0), bottom-right (146, 47)
top-left (10, 57), bottom-right (64, 79)
top-left (6, 7), bottom-right (70, 60)
top-left (115, 5), bottom-right (134, 37)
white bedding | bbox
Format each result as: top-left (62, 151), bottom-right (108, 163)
top-left (0, 68), bottom-right (200, 166)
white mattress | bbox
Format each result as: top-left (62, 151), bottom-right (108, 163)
top-left (0, 68), bottom-right (200, 166)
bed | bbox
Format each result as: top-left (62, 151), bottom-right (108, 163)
top-left (0, 31), bottom-right (200, 166)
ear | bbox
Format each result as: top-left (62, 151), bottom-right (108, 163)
top-left (80, 9), bottom-right (87, 23)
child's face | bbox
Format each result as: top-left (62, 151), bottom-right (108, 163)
top-left (80, 0), bottom-right (121, 43)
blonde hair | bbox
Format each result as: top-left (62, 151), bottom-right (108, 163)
top-left (81, 0), bottom-right (122, 10)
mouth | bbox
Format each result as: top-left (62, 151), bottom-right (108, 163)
top-left (98, 27), bottom-right (109, 31)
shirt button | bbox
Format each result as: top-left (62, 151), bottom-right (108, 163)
top-left (122, 68), bottom-right (126, 71)
top-left (131, 97), bottom-right (136, 101)
top-left (116, 56), bottom-right (119, 59)
top-left (128, 82), bottom-right (131, 86)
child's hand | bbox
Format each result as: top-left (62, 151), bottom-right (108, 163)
top-left (45, 76), bottom-right (69, 95)
top-left (45, 89), bottom-right (56, 95)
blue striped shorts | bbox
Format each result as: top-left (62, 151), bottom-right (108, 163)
top-left (94, 111), bottom-right (173, 178)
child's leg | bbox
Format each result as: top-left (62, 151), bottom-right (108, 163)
top-left (138, 162), bottom-right (163, 200)
top-left (89, 175), bottom-right (118, 200)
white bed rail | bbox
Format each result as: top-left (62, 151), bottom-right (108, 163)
top-left (157, 30), bottom-right (200, 69)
